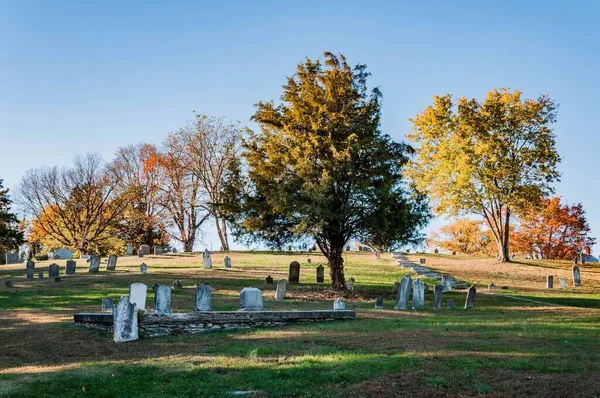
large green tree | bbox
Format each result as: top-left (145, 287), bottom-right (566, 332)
top-left (407, 89), bottom-right (560, 262)
top-left (239, 52), bottom-right (430, 289)
top-left (0, 178), bottom-right (25, 255)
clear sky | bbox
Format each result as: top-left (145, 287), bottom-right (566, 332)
top-left (1, 1), bottom-right (598, 252)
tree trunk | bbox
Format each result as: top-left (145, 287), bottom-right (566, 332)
top-left (215, 216), bottom-right (230, 251)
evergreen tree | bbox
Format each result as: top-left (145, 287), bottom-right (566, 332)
top-left (0, 178), bottom-right (25, 255)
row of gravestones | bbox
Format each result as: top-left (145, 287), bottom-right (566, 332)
top-left (23, 255), bottom-right (120, 279)
top-left (201, 250), bottom-right (232, 269)
top-left (546, 266), bottom-right (582, 288)
top-left (390, 273), bottom-right (476, 310)
top-left (136, 244), bottom-right (178, 257)
top-left (287, 262), bottom-right (325, 283)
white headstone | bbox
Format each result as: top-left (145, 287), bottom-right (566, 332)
top-left (275, 279), bottom-right (288, 300)
top-left (333, 298), bottom-right (345, 311)
top-left (239, 287), bottom-right (264, 311)
top-left (412, 278), bottom-right (425, 310)
top-left (152, 284), bottom-right (171, 315)
top-left (129, 283), bottom-right (147, 313)
top-left (559, 278), bottom-right (567, 289)
top-left (113, 295), bottom-right (139, 343)
top-left (195, 282), bottom-right (212, 311)
top-left (203, 249), bottom-right (212, 269)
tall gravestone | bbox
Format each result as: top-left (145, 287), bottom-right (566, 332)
top-left (140, 263), bottom-right (148, 274)
top-left (275, 279), bottom-right (288, 300)
top-left (106, 255), bottom-right (117, 271)
top-left (48, 263), bottom-right (59, 277)
top-left (464, 285), bottom-right (476, 309)
top-left (316, 265), bottom-right (324, 283)
top-left (26, 260), bottom-right (35, 281)
top-left (239, 287), bottom-right (265, 311)
top-left (129, 283), bottom-right (147, 313)
top-left (433, 284), bottom-right (443, 310)
top-left (113, 296), bottom-right (139, 343)
top-left (203, 249), bottom-right (212, 270)
top-left (288, 261), bottom-right (300, 284)
top-left (153, 284), bottom-right (171, 315)
top-left (412, 278), bottom-right (425, 310)
top-left (546, 275), bottom-right (554, 289)
top-left (138, 249), bottom-right (144, 258)
top-left (394, 274), bottom-right (412, 310)
top-left (572, 266), bottom-right (581, 287)
top-left (195, 282), bottom-right (212, 311)
top-left (224, 256), bottom-right (231, 269)
top-left (66, 260), bottom-right (76, 275)
top-left (88, 255), bottom-right (100, 273)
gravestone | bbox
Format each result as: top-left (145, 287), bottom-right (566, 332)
top-left (394, 274), bottom-right (412, 310)
top-left (139, 244), bottom-right (151, 256)
top-left (5, 280), bottom-right (13, 288)
top-left (48, 263), bottom-right (59, 277)
top-left (113, 295), bottom-right (139, 343)
top-left (172, 279), bottom-right (182, 289)
top-left (288, 261), bottom-right (300, 283)
top-left (54, 249), bottom-right (73, 259)
top-left (153, 246), bottom-right (163, 255)
top-left (559, 278), bottom-right (567, 289)
top-left (488, 282), bottom-right (496, 289)
top-left (239, 287), bottom-right (265, 311)
top-left (138, 263), bottom-right (147, 275)
top-left (265, 275), bottom-right (273, 284)
top-left (374, 296), bottom-right (384, 309)
top-left (447, 299), bottom-right (456, 310)
top-left (102, 297), bottom-right (113, 311)
top-left (316, 265), bottom-right (324, 283)
top-left (433, 284), bottom-right (443, 310)
top-left (464, 285), bottom-right (476, 309)
top-left (26, 261), bottom-right (35, 280)
top-left (38, 272), bottom-right (43, 279)
top-left (66, 260), bottom-right (76, 275)
top-left (275, 279), bottom-right (288, 300)
top-left (375, 250), bottom-right (381, 259)
top-left (138, 249), bottom-right (144, 258)
top-left (80, 254), bottom-right (90, 260)
top-left (441, 275), bottom-right (453, 292)
top-left (203, 249), bottom-right (212, 269)
top-left (126, 245), bottom-right (134, 256)
top-left (5, 251), bottom-right (19, 264)
top-left (434, 248), bottom-right (439, 254)
top-left (346, 277), bottom-right (355, 292)
top-left (88, 255), bottom-right (100, 273)
top-left (412, 278), bottom-right (425, 310)
top-left (106, 255), bottom-right (117, 271)
top-left (420, 258), bottom-right (426, 265)
top-left (546, 275), bottom-right (554, 289)
top-left (224, 256), bottom-right (231, 269)
top-left (172, 248), bottom-right (177, 253)
top-left (572, 266), bottom-right (581, 287)
top-left (153, 284), bottom-right (171, 315)
top-left (307, 258), bottom-right (311, 264)
top-left (195, 282), bottom-right (212, 311)
top-left (129, 283), bottom-right (147, 313)
top-left (333, 298), bottom-right (345, 311)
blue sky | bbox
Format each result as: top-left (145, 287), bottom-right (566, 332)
top-left (1, 1), bottom-right (598, 251)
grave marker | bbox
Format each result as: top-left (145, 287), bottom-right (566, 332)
top-left (316, 264), bottom-right (324, 283)
top-left (275, 279), bottom-right (288, 300)
top-left (546, 275), bottom-right (554, 289)
top-left (333, 298), bottom-right (345, 311)
top-left (394, 274), bottom-right (412, 310)
top-left (102, 297), bottom-right (113, 311)
top-left (374, 296), bottom-right (384, 309)
top-left (572, 266), bottom-right (581, 287)
top-left (434, 285), bottom-right (443, 310)
top-left (88, 255), bottom-right (100, 273)
top-left (559, 278), bottom-right (567, 289)
top-left (106, 255), bottom-right (117, 271)
top-left (224, 256), bottom-right (231, 269)
top-left (195, 282), bottom-right (212, 311)
top-left (140, 263), bottom-right (148, 274)
top-left (203, 249), bottom-right (212, 269)
top-left (464, 285), bottom-right (476, 309)
top-left (152, 284), bottom-right (171, 315)
top-left (129, 283), bottom-right (147, 313)
top-left (288, 261), bottom-right (300, 283)
top-left (239, 287), bottom-right (265, 311)
top-left (113, 296), bottom-right (139, 343)
top-left (66, 260), bottom-right (76, 275)
top-left (412, 278), bottom-right (425, 310)
top-left (48, 263), bottom-right (59, 277)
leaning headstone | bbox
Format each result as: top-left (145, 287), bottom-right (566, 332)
top-left (288, 261), bottom-right (300, 284)
top-left (66, 260), bottom-right (76, 275)
top-left (546, 275), bottom-right (554, 289)
top-left (88, 255), bottom-right (100, 273)
top-left (48, 263), bottom-right (59, 278)
top-left (316, 265), bottom-right (324, 283)
top-left (464, 285), bottom-right (476, 309)
top-left (265, 275), bottom-right (273, 284)
top-left (138, 249), bottom-right (144, 258)
top-left (419, 258), bottom-right (426, 265)
top-left (203, 249), bottom-right (212, 269)
top-left (275, 279), bottom-right (288, 300)
top-left (126, 245), bottom-right (134, 256)
top-left (140, 263), bottom-right (148, 274)
top-left (113, 296), bottom-right (139, 343)
top-left (129, 283), bottom-right (147, 313)
top-left (441, 275), bottom-right (452, 292)
top-left (412, 278), bottom-right (425, 310)
top-left (224, 256), bottom-right (231, 269)
top-left (26, 260), bottom-right (35, 280)
top-left (346, 278), bottom-right (355, 292)
top-left (447, 299), bottom-right (456, 310)
top-left (106, 255), bottom-right (117, 271)
top-left (559, 278), bottom-right (567, 289)
top-left (434, 285), bottom-right (443, 310)
top-left (374, 296), bottom-right (384, 309)
top-left (38, 272), bottom-right (43, 279)
top-left (152, 284), bottom-right (171, 315)
top-left (239, 287), bottom-right (265, 311)
top-left (394, 274), bottom-right (412, 310)
top-left (194, 282), bottom-right (212, 311)
top-left (139, 244), bottom-right (151, 255)
top-left (572, 266), bottom-right (581, 287)
top-left (102, 297), bottom-right (113, 311)
top-left (333, 298), bottom-right (345, 311)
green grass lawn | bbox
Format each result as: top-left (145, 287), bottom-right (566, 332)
top-left (1, 252), bottom-right (600, 397)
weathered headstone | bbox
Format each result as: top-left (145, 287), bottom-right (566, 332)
top-left (88, 255), bottom-right (100, 273)
top-left (374, 296), bottom-right (384, 309)
top-left (239, 287), bottom-right (265, 311)
top-left (412, 278), bottom-right (425, 310)
top-left (152, 284), bottom-right (171, 315)
top-left (203, 249), bottom-right (212, 269)
top-left (172, 279), bottom-right (182, 289)
top-left (375, 250), bottom-right (381, 259)
top-left (572, 265), bottom-right (581, 287)
top-left (113, 295), bottom-right (139, 343)
top-left (102, 297), bottom-right (113, 311)
top-left (5, 251), bottom-right (19, 265)
top-left (38, 272), bottom-right (43, 279)
top-left (307, 258), bottom-right (311, 264)
top-left (224, 256), bottom-right (231, 269)
top-left (464, 285), bottom-right (476, 309)
top-left (488, 282), bottom-right (496, 289)
top-left (333, 298), bottom-right (345, 311)
top-left (346, 277), bottom-right (355, 292)
top-left (441, 275), bottom-right (453, 292)
top-left (447, 299), bottom-right (456, 310)
top-left (195, 282), bottom-right (212, 311)
top-left (153, 246), bottom-right (163, 255)
top-left (106, 255), bottom-right (117, 271)
top-left (54, 249), bottom-right (73, 259)
top-left (546, 275), bottom-right (554, 289)
top-left (265, 275), bottom-right (273, 284)
top-left (129, 283), bottom-right (147, 313)
top-left (275, 279), bottom-right (288, 300)
top-left (580, 252), bottom-right (586, 265)
top-left (140, 263), bottom-right (148, 274)
top-left (559, 278), bottom-right (567, 289)
top-left (26, 260), bottom-right (35, 280)
top-left (288, 261), bottom-right (300, 284)
top-left (434, 248), bottom-right (439, 254)
top-left (316, 264), bottom-right (324, 283)
top-left (419, 258), bottom-right (426, 265)
top-left (138, 249), bottom-right (144, 258)
top-left (139, 244), bottom-right (151, 256)
top-left (66, 260), bottom-right (76, 275)
top-left (434, 285), bottom-right (443, 310)
top-left (48, 263), bottom-right (59, 278)
top-left (126, 245), bottom-right (134, 256)
top-left (394, 274), bottom-right (412, 310)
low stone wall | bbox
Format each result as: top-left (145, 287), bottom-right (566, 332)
top-left (74, 310), bottom-right (355, 338)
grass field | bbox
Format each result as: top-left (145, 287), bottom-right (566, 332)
top-left (1, 251), bottom-right (600, 397)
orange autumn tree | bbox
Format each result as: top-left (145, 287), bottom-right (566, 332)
top-left (430, 218), bottom-right (497, 256)
top-left (513, 197), bottom-right (595, 259)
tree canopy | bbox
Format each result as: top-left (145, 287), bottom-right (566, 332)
top-left (0, 178), bottom-right (25, 256)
